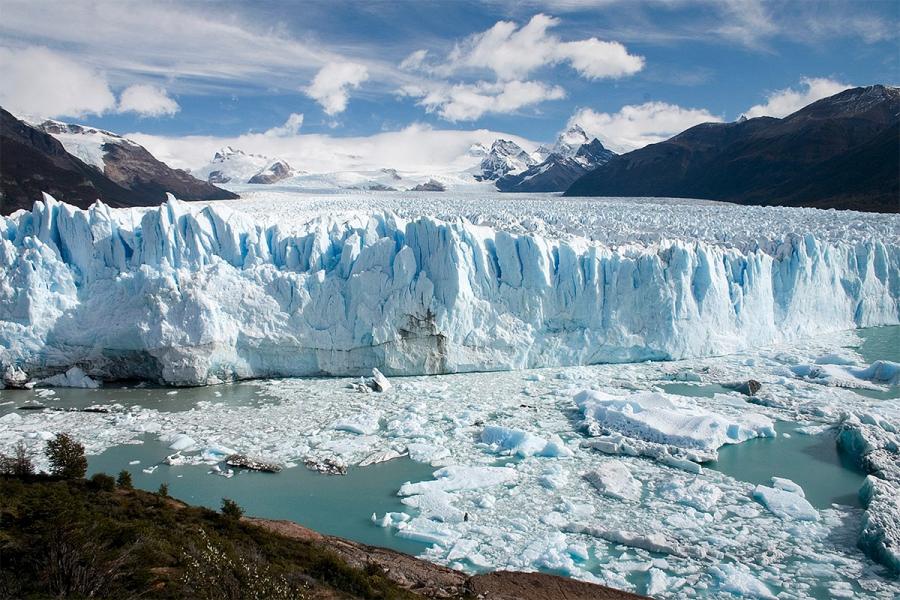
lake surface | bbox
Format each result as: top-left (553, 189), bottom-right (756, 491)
top-left (86, 435), bottom-right (436, 556)
top-left (709, 421), bottom-right (866, 509)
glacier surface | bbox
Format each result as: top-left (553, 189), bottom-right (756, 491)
top-left (1, 193), bottom-right (898, 385)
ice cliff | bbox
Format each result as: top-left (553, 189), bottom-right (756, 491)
top-left (1, 195), bottom-right (898, 386)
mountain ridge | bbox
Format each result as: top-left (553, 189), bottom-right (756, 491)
top-left (565, 85), bottom-right (900, 212)
top-left (0, 108), bottom-right (237, 215)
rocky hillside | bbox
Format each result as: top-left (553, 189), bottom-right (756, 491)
top-left (0, 109), bottom-right (236, 215)
top-left (566, 85), bottom-right (900, 212)
top-left (0, 476), bottom-right (644, 600)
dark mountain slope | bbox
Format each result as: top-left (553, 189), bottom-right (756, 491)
top-left (0, 108), bottom-right (237, 215)
top-left (566, 85), bottom-right (900, 212)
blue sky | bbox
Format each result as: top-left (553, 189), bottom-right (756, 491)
top-left (1, 0), bottom-right (898, 167)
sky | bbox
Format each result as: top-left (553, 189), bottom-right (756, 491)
top-left (1, 0), bottom-right (898, 171)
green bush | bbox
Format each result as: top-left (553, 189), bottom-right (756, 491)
top-left (220, 498), bottom-right (243, 522)
top-left (116, 470), bottom-right (133, 489)
top-left (158, 483), bottom-right (169, 497)
top-left (89, 473), bottom-right (116, 492)
top-left (45, 433), bottom-right (87, 479)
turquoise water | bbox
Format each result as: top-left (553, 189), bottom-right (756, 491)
top-left (659, 382), bottom-right (734, 397)
top-left (86, 435), bottom-right (435, 556)
top-left (709, 422), bottom-right (866, 508)
top-left (856, 325), bottom-right (900, 364)
top-left (0, 381), bottom-right (270, 416)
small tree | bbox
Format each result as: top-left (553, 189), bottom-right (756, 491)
top-left (158, 483), bottom-right (169, 498)
top-left (46, 433), bottom-right (87, 479)
top-left (116, 470), bottom-right (133, 489)
top-left (0, 442), bottom-right (35, 477)
top-left (220, 498), bottom-right (244, 522)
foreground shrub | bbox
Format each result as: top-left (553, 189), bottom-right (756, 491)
top-left (46, 433), bottom-right (87, 479)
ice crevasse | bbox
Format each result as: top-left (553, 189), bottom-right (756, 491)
top-left (1, 195), bottom-right (898, 386)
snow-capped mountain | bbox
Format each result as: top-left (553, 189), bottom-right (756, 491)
top-left (248, 160), bottom-right (293, 184)
top-left (35, 120), bottom-right (139, 170)
top-left (195, 147), bottom-right (297, 185)
top-left (0, 110), bottom-right (236, 214)
top-left (496, 128), bottom-right (616, 193)
top-left (574, 138), bottom-right (616, 167)
top-left (552, 124), bottom-right (592, 158)
top-left (477, 139), bottom-right (538, 180)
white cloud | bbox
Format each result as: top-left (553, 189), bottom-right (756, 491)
top-left (127, 122), bottom-right (538, 175)
top-left (744, 77), bottom-right (852, 118)
top-left (400, 49), bottom-right (428, 71)
top-left (0, 46), bottom-right (116, 118)
top-left (404, 79), bottom-right (565, 121)
top-left (438, 13), bottom-right (643, 80)
top-left (568, 102), bottom-right (722, 153)
top-left (305, 62), bottom-right (369, 115)
top-left (264, 113), bottom-right (304, 137)
top-left (118, 84), bottom-right (179, 117)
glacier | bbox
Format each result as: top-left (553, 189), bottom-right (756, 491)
top-left (1, 193), bottom-right (898, 385)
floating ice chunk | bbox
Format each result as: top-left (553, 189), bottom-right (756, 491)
top-left (575, 389), bottom-right (775, 453)
top-left (398, 465), bottom-right (517, 496)
top-left (771, 476), bottom-right (805, 497)
top-left (394, 517), bottom-right (458, 546)
top-left (790, 360), bottom-right (899, 389)
top-left (201, 444), bottom-right (237, 462)
top-left (539, 464), bottom-right (569, 490)
top-left (359, 448), bottom-right (405, 466)
top-left (333, 412), bottom-right (381, 435)
top-left (647, 568), bottom-right (671, 596)
top-left (370, 368), bottom-right (391, 392)
top-left (710, 564), bottom-right (776, 599)
top-left (563, 523), bottom-right (685, 557)
top-left (401, 490), bottom-right (464, 523)
top-left (480, 425), bottom-right (573, 458)
top-left (658, 479), bottom-right (722, 512)
top-left (406, 442), bottom-right (451, 463)
top-left (0, 412), bottom-right (22, 424)
top-left (858, 475), bottom-right (900, 573)
top-left (583, 462), bottom-right (642, 501)
top-left (2, 366), bottom-right (29, 389)
top-left (374, 511), bottom-right (410, 528)
top-left (752, 485), bottom-right (818, 521)
top-left (165, 433), bottom-right (197, 451)
top-left (36, 367), bottom-right (100, 389)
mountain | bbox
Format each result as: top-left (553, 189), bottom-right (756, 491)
top-left (566, 85), bottom-right (900, 212)
top-left (1, 108), bottom-right (236, 215)
top-left (496, 127), bottom-right (616, 192)
top-left (247, 160), bottom-right (293, 184)
top-left (553, 124), bottom-right (591, 158)
top-left (476, 139), bottom-right (538, 180)
top-left (195, 147), bottom-right (297, 185)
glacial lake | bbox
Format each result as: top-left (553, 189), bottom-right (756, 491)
top-left (1, 325), bottom-right (897, 596)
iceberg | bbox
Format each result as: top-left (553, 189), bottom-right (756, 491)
top-left (752, 484), bottom-right (818, 521)
top-left (1, 196), bottom-right (897, 385)
top-left (575, 389), bottom-right (776, 454)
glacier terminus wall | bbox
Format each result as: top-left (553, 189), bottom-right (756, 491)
top-left (1, 194), bottom-right (898, 386)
